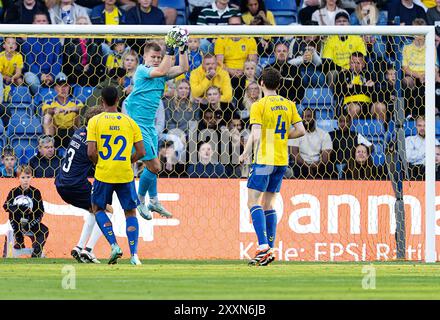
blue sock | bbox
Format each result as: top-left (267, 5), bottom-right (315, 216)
top-left (265, 210), bottom-right (277, 248)
top-left (95, 211), bottom-right (116, 245)
top-left (126, 216), bottom-right (139, 255)
top-left (250, 205), bottom-right (268, 247)
top-left (139, 168), bottom-right (157, 201)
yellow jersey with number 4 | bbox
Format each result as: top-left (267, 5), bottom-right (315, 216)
top-left (87, 112), bottom-right (143, 183)
top-left (250, 95), bottom-right (302, 166)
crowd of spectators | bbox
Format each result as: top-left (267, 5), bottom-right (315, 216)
top-left (0, 0), bottom-right (436, 181)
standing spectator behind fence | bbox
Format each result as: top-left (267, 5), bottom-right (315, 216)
top-left (312, 0), bottom-right (348, 25)
top-left (4, 0), bottom-right (49, 24)
top-left (267, 42), bottom-right (304, 103)
top-left (289, 108), bottom-right (334, 179)
top-left (48, 0), bottom-right (89, 24)
top-left (190, 53), bottom-right (233, 103)
top-left (342, 143), bottom-right (387, 180)
top-left (42, 74), bottom-right (84, 149)
top-left (105, 38), bottom-right (127, 72)
top-left (214, 15), bottom-right (258, 102)
top-left (0, 147), bottom-right (18, 178)
top-left (22, 12), bottom-right (63, 95)
top-left (62, 16), bottom-right (106, 87)
top-left (239, 80), bottom-right (261, 125)
top-left (321, 11), bottom-right (367, 89)
top-left (157, 140), bottom-right (187, 178)
top-left (121, 50), bottom-right (139, 96)
top-left (402, 18), bottom-right (426, 118)
top-left (28, 135), bottom-right (61, 177)
top-left (0, 37), bottom-right (24, 103)
top-left (3, 165), bottom-right (49, 257)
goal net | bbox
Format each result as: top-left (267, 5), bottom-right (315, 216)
top-left (0, 24), bottom-right (437, 262)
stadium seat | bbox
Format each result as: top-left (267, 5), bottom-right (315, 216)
top-left (9, 86), bottom-right (32, 104)
top-left (73, 85), bottom-right (95, 103)
top-left (158, 0), bottom-right (187, 25)
top-left (372, 143), bottom-right (386, 166)
top-left (316, 119), bottom-right (338, 132)
top-left (301, 87), bottom-right (334, 107)
top-left (265, 0), bottom-right (297, 25)
top-left (0, 122), bottom-right (5, 150)
top-left (436, 119), bottom-right (440, 140)
top-left (7, 114), bottom-right (42, 137)
top-left (351, 119), bottom-right (386, 143)
top-left (404, 120), bottom-right (417, 137)
top-left (258, 56), bottom-right (276, 68)
top-left (34, 87), bottom-right (57, 106)
top-left (6, 102), bottom-right (35, 117)
top-left (10, 136), bottom-right (38, 164)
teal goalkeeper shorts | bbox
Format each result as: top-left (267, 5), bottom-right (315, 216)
top-left (140, 126), bottom-right (158, 161)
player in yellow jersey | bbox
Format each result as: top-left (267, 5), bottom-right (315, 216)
top-left (239, 68), bottom-right (306, 266)
top-left (87, 86), bottom-right (146, 265)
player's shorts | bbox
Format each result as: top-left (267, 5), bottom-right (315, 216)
top-left (140, 126), bottom-right (158, 161)
top-left (56, 182), bottom-right (92, 211)
top-left (247, 164), bottom-right (287, 193)
top-left (91, 179), bottom-right (139, 211)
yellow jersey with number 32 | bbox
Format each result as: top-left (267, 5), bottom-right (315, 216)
top-left (87, 112), bottom-right (143, 183)
top-left (250, 95), bottom-right (302, 166)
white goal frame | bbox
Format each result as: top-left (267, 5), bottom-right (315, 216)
top-left (1, 24), bottom-right (435, 262)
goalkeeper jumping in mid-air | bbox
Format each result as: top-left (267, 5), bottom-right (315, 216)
top-left (124, 27), bottom-right (189, 220)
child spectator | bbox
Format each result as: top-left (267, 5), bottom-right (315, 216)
top-left (3, 165), bottom-right (49, 257)
top-left (105, 38), bottom-right (127, 71)
top-left (0, 147), bottom-right (18, 178)
top-left (186, 38), bottom-right (203, 80)
top-left (203, 85), bottom-right (233, 125)
top-left (187, 142), bottom-right (228, 178)
top-left (0, 37), bottom-right (24, 102)
top-left (121, 49), bottom-right (139, 96)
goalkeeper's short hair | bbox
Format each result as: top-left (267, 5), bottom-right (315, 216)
top-left (144, 41), bottom-right (162, 54)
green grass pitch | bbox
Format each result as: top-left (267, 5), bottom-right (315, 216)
top-left (1, 259), bottom-right (439, 299)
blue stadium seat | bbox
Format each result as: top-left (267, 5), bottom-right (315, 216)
top-left (10, 136), bottom-right (38, 165)
top-left (159, 0), bottom-right (187, 25)
top-left (317, 119), bottom-right (338, 132)
top-left (73, 85), bottom-right (94, 103)
top-left (7, 114), bottom-right (42, 137)
top-left (34, 87), bottom-right (57, 106)
top-left (302, 87), bottom-right (334, 107)
top-left (265, 0), bottom-right (297, 25)
top-left (10, 86), bottom-right (32, 103)
top-left (258, 56), bottom-right (276, 68)
top-left (351, 119), bottom-right (386, 143)
top-left (6, 102), bottom-right (35, 117)
top-left (372, 143), bottom-right (385, 166)
top-left (0, 122), bottom-right (5, 150)
top-left (436, 119), bottom-right (440, 140)
top-left (404, 120), bottom-right (417, 137)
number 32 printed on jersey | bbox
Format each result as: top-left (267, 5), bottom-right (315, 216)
top-left (99, 134), bottom-right (127, 161)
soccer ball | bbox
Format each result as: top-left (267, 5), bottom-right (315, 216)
top-left (13, 195), bottom-right (33, 211)
top-left (170, 26), bottom-right (189, 47)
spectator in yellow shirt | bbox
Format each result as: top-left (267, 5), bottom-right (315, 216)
top-left (0, 37), bottom-right (24, 102)
top-left (402, 18), bottom-right (427, 117)
top-left (105, 38), bottom-right (127, 71)
top-left (190, 53), bottom-right (233, 103)
top-left (42, 73), bottom-right (84, 149)
top-left (215, 15), bottom-right (258, 102)
top-left (322, 11), bottom-right (367, 89)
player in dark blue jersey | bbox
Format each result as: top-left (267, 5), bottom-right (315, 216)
top-left (55, 106), bottom-right (112, 264)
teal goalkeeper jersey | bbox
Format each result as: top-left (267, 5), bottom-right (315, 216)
top-left (124, 64), bottom-right (167, 130)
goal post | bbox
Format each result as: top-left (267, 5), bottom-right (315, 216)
top-left (0, 24), bottom-right (436, 262)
